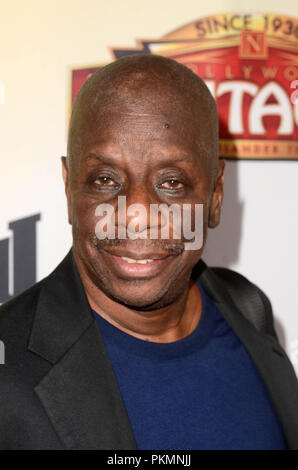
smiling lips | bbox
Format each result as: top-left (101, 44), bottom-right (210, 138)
top-left (104, 250), bottom-right (174, 278)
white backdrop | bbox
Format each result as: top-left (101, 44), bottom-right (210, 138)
top-left (0, 0), bottom-right (297, 374)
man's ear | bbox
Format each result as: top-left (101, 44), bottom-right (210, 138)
top-left (208, 159), bottom-right (225, 229)
top-left (61, 156), bottom-right (72, 225)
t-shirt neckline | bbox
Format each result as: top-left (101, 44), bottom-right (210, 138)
top-left (92, 281), bottom-right (218, 360)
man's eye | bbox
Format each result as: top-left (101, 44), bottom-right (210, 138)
top-left (160, 179), bottom-right (184, 190)
top-left (94, 176), bottom-right (118, 187)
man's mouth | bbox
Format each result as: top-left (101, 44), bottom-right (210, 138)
top-left (101, 248), bottom-right (177, 279)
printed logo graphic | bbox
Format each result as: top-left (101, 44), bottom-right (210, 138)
top-left (239, 30), bottom-right (268, 59)
top-left (0, 214), bottom-right (40, 304)
top-left (70, 12), bottom-right (298, 160)
top-left (94, 197), bottom-right (204, 251)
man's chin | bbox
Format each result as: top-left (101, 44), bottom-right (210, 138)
top-left (101, 283), bottom-right (170, 310)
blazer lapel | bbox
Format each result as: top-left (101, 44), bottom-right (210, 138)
top-left (28, 250), bottom-right (137, 450)
top-left (197, 262), bottom-right (298, 450)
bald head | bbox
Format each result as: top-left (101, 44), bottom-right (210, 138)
top-left (67, 54), bottom-right (219, 175)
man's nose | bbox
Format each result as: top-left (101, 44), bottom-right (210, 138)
top-left (115, 185), bottom-right (160, 238)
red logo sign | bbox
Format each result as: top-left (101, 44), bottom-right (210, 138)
top-left (70, 12), bottom-right (298, 159)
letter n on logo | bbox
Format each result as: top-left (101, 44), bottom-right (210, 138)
top-left (239, 30), bottom-right (267, 59)
top-left (0, 214), bottom-right (40, 304)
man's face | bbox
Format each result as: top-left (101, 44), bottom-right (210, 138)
top-left (63, 89), bottom-right (224, 309)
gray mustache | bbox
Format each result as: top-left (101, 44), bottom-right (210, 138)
top-left (90, 235), bottom-right (185, 255)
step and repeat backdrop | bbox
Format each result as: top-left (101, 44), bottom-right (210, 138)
top-left (0, 1), bottom-right (298, 373)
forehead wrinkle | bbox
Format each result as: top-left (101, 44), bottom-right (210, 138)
top-left (84, 138), bottom-right (204, 170)
top-left (111, 112), bottom-right (162, 117)
top-left (70, 117), bottom-right (213, 178)
top-left (82, 106), bottom-right (210, 144)
top-left (76, 109), bottom-right (212, 171)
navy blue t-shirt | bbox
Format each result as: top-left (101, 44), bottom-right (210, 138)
top-left (93, 282), bottom-right (287, 450)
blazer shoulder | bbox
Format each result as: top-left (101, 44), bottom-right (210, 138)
top-left (209, 266), bottom-right (278, 341)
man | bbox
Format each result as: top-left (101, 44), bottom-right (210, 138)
top-left (0, 54), bottom-right (298, 450)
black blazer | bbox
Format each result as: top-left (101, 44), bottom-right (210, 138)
top-left (0, 249), bottom-right (298, 450)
